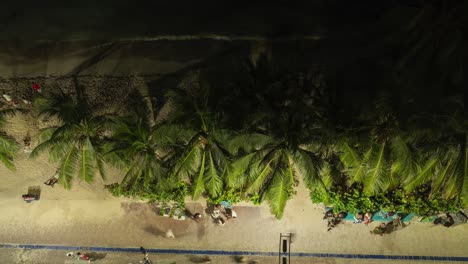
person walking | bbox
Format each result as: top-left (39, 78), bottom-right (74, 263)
top-left (165, 229), bottom-right (175, 238)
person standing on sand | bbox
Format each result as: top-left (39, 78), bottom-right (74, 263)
top-left (165, 229), bottom-right (175, 238)
top-left (23, 133), bottom-right (32, 153)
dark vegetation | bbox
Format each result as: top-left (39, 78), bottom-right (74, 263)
top-left (0, 1), bottom-right (465, 218)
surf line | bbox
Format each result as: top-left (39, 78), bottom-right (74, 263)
top-left (1, 243), bottom-right (468, 262)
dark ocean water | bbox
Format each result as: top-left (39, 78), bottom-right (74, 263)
top-left (0, 1), bottom-right (395, 41)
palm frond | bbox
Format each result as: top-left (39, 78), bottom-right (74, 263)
top-left (246, 159), bottom-right (273, 194)
top-left (430, 158), bottom-right (453, 197)
top-left (0, 134), bottom-right (17, 171)
top-left (78, 137), bottom-right (97, 183)
top-left (192, 152), bottom-right (206, 200)
top-left (227, 133), bottom-right (275, 155)
top-left (346, 145), bottom-right (373, 185)
top-left (462, 140), bottom-right (468, 206)
top-left (172, 143), bottom-right (202, 180)
top-left (34, 92), bottom-right (84, 123)
top-left (204, 150), bottom-right (224, 198)
top-left (339, 142), bottom-right (360, 168)
top-left (59, 147), bottom-right (79, 189)
top-left (96, 157), bottom-right (107, 180)
top-left (443, 142), bottom-right (467, 200)
top-left (49, 141), bottom-right (76, 163)
top-left (320, 160), bottom-right (338, 190)
top-left (363, 143), bottom-right (388, 195)
top-left (293, 149), bottom-right (323, 188)
top-left (391, 136), bottom-right (417, 176)
top-left (121, 156), bottom-right (146, 193)
top-left (29, 127), bottom-right (59, 158)
top-left (404, 157), bottom-right (438, 192)
top-left (265, 169), bottom-right (293, 219)
top-left (226, 153), bottom-right (255, 188)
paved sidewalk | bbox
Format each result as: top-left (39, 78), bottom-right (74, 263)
top-left (1, 247), bottom-right (467, 264)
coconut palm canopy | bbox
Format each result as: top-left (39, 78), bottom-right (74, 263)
top-left (164, 83), bottom-right (234, 200)
top-left (226, 64), bottom-right (334, 218)
top-left (31, 92), bottom-right (115, 189)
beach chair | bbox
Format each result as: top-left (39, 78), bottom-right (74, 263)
top-left (22, 186), bottom-right (41, 203)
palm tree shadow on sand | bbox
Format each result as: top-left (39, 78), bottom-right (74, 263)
top-left (143, 225), bottom-right (166, 237)
top-left (187, 255), bottom-right (212, 263)
top-left (84, 252), bottom-right (107, 261)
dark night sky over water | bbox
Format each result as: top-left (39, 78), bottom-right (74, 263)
top-left (1, 1), bottom-right (401, 40)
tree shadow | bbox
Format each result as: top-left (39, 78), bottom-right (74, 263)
top-left (187, 255), bottom-right (212, 263)
top-left (85, 252), bottom-right (107, 261)
top-left (232, 256), bottom-right (259, 263)
top-left (143, 225), bottom-right (165, 237)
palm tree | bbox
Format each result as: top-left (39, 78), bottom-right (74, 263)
top-left (31, 92), bottom-right (114, 188)
top-left (337, 90), bottom-right (468, 210)
top-left (164, 82), bottom-right (235, 200)
top-left (168, 111), bottom-right (233, 200)
top-left (227, 70), bottom-right (330, 219)
top-left (404, 98), bottom-right (468, 205)
top-left (103, 117), bottom-right (187, 195)
top-left (228, 131), bottom-right (325, 219)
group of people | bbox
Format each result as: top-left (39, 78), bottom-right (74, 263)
top-left (353, 212), bottom-right (373, 225)
top-left (433, 213), bottom-right (455, 227)
top-left (66, 252), bottom-right (91, 263)
top-left (323, 210), bottom-right (347, 231)
top-left (324, 210), bottom-right (407, 235)
top-left (211, 204), bottom-right (237, 226)
top-left (370, 215), bottom-right (405, 235)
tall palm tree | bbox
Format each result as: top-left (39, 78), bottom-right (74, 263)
top-left (31, 92), bottom-right (114, 188)
top-left (227, 71), bottom-right (330, 219)
top-left (168, 111), bottom-right (232, 200)
top-left (338, 111), bottom-right (443, 197)
top-left (404, 98), bottom-right (468, 205)
top-left (337, 91), bottom-right (468, 209)
top-left (228, 131), bottom-right (325, 219)
top-left (103, 117), bottom-right (187, 194)
top-left (165, 84), bottom-right (234, 200)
